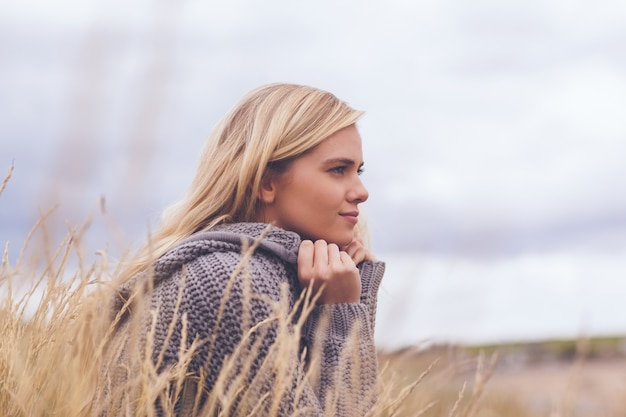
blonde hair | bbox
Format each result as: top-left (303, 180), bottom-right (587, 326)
top-left (120, 83), bottom-right (364, 281)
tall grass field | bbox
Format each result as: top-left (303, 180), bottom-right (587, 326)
top-left (1, 165), bottom-right (624, 416)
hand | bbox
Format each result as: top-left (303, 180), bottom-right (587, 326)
top-left (297, 240), bottom-right (361, 304)
top-left (341, 237), bottom-right (377, 265)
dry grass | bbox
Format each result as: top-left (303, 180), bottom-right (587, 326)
top-left (0, 204), bottom-right (391, 416)
top-left (2, 166), bottom-right (626, 416)
top-left (377, 342), bottom-right (626, 417)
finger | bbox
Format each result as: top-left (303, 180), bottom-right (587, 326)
top-left (344, 243), bottom-right (359, 260)
top-left (313, 240), bottom-right (329, 268)
top-left (298, 240), bottom-right (314, 267)
top-left (298, 240), bottom-right (315, 282)
top-left (327, 243), bottom-right (341, 266)
top-left (350, 247), bottom-right (366, 265)
top-left (339, 250), bottom-right (356, 268)
top-left (341, 240), bottom-right (356, 256)
top-left (341, 240), bottom-right (362, 263)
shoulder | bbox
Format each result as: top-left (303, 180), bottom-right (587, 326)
top-left (149, 223), bottom-right (301, 300)
top-left (181, 243), bottom-right (288, 282)
top-left (155, 223), bottom-right (299, 275)
top-left (157, 238), bottom-right (295, 301)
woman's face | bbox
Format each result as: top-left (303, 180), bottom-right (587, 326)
top-left (260, 124), bottom-right (369, 246)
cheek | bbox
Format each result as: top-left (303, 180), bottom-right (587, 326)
top-left (284, 170), bottom-right (345, 213)
top-left (305, 182), bottom-right (343, 209)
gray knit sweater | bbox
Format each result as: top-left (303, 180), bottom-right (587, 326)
top-left (112, 222), bottom-right (385, 416)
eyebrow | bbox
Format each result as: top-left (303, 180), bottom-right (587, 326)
top-left (322, 158), bottom-right (365, 167)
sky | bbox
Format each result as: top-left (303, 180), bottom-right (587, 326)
top-left (1, 0), bottom-right (626, 349)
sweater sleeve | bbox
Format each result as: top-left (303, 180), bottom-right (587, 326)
top-left (149, 251), bottom-right (383, 416)
top-left (358, 260), bottom-right (386, 332)
top-left (301, 302), bottom-right (379, 416)
top-left (297, 260), bottom-right (385, 415)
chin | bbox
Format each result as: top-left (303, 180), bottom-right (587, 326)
top-left (307, 228), bottom-right (354, 246)
top-left (329, 234), bottom-right (354, 247)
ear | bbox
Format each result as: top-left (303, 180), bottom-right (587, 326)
top-left (258, 174), bottom-right (277, 205)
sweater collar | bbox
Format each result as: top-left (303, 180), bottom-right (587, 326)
top-left (115, 223), bottom-right (301, 316)
top-left (179, 222), bottom-right (301, 265)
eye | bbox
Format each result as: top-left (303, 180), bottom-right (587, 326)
top-left (329, 166), bottom-right (347, 175)
top-left (357, 166), bottom-right (365, 176)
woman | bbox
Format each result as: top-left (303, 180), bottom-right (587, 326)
top-left (105, 83), bottom-right (385, 416)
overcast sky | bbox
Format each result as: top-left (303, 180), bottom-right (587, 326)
top-left (1, 0), bottom-right (625, 347)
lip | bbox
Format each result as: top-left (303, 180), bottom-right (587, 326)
top-left (339, 211), bottom-right (359, 224)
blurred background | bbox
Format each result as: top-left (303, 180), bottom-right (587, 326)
top-left (1, 0), bottom-right (626, 351)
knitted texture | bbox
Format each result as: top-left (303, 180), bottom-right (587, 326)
top-left (109, 222), bottom-right (385, 416)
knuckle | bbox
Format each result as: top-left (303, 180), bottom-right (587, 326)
top-left (298, 270), bottom-right (312, 282)
top-left (314, 239), bottom-right (328, 249)
top-left (343, 265), bottom-right (356, 275)
top-left (300, 240), bottom-right (313, 250)
top-left (314, 266), bottom-right (330, 281)
top-left (320, 270), bottom-right (333, 281)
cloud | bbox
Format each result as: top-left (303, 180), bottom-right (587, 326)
top-left (375, 250), bottom-right (626, 348)
top-left (2, 0), bottom-right (626, 261)
top-left (2, 0), bottom-right (626, 348)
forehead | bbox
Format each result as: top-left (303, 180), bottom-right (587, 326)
top-left (306, 125), bottom-right (363, 160)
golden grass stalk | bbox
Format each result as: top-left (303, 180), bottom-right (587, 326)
top-left (0, 208), bottom-right (553, 417)
top-left (0, 214), bottom-right (388, 416)
top-left (4, 183), bottom-right (616, 416)
top-left (0, 163), bottom-right (13, 197)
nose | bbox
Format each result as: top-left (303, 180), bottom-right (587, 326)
top-left (348, 176), bottom-right (369, 203)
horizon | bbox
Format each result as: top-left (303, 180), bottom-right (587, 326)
top-left (2, 0), bottom-right (626, 350)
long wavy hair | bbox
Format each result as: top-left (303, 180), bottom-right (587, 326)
top-left (119, 83), bottom-right (365, 282)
